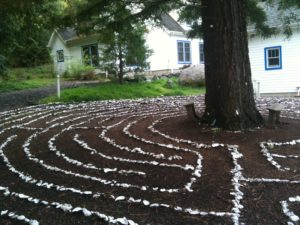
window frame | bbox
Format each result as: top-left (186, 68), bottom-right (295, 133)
top-left (177, 40), bottom-right (192, 64)
top-left (81, 44), bottom-right (99, 67)
top-left (199, 42), bottom-right (205, 64)
top-left (56, 50), bottom-right (64, 63)
top-left (264, 46), bottom-right (282, 70)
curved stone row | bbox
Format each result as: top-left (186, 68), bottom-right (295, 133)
top-left (0, 95), bottom-right (299, 225)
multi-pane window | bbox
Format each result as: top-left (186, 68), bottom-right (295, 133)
top-left (56, 50), bottom-right (64, 62)
top-left (265, 46), bottom-right (282, 70)
top-left (177, 41), bottom-right (191, 64)
top-left (82, 44), bottom-right (99, 66)
top-left (199, 43), bottom-right (204, 64)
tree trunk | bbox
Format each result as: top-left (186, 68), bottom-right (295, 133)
top-left (117, 42), bottom-right (124, 84)
top-left (201, 0), bottom-right (264, 130)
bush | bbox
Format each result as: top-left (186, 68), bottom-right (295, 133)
top-left (8, 64), bottom-right (55, 80)
top-left (0, 55), bottom-right (8, 80)
top-left (64, 63), bottom-right (97, 80)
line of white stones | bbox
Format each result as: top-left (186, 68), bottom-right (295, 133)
top-left (22, 106), bottom-right (197, 193)
top-left (0, 185), bottom-right (138, 225)
top-left (148, 116), bottom-right (245, 225)
top-left (281, 196), bottom-right (300, 225)
top-left (46, 106), bottom-right (182, 178)
top-left (0, 103), bottom-right (237, 221)
top-left (260, 139), bottom-right (300, 172)
top-left (1, 134), bottom-right (234, 220)
top-left (148, 115), bottom-right (210, 148)
top-left (24, 123), bottom-right (153, 192)
top-left (97, 115), bottom-right (195, 170)
top-left (122, 116), bottom-right (202, 192)
top-left (0, 135), bottom-right (135, 225)
top-left (0, 208), bottom-right (39, 225)
top-left (100, 114), bottom-right (191, 162)
top-left (48, 116), bottom-right (146, 177)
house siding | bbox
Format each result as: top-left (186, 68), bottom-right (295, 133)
top-left (50, 35), bottom-right (70, 74)
top-left (146, 26), bottom-right (201, 71)
top-left (249, 32), bottom-right (300, 94)
top-left (50, 34), bottom-right (101, 74)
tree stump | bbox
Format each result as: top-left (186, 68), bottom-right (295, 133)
top-left (184, 102), bottom-right (200, 121)
top-left (267, 103), bottom-right (284, 125)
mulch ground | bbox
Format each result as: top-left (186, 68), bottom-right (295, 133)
top-left (0, 95), bottom-right (299, 225)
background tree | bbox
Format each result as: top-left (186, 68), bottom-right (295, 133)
top-left (0, 0), bottom-right (65, 67)
top-left (68, 0), bottom-right (300, 129)
top-left (178, 0), bottom-right (299, 130)
top-left (98, 24), bottom-right (152, 83)
top-left (68, 0), bottom-right (152, 83)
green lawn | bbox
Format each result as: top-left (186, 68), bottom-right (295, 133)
top-left (0, 64), bottom-right (55, 93)
top-left (41, 78), bottom-right (205, 103)
top-left (0, 78), bottom-right (55, 93)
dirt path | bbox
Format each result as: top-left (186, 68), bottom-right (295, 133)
top-left (0, 81), bottom-right (99, 112)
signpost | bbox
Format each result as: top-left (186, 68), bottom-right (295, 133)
top-left (57, 74), bottom-right (61, 99)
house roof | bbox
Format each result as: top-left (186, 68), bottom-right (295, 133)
top-left (57, 27), bottom-right (78, 41)
top-left (160, 13), bottom-right (185, 32)
top-left (47, 13), bottom-right (186, 48)
top-left (248, 2), bottom-right (300, 32)
top-left (53, 13), bottom-right (185, 43)
top-left (263, 2), bottom-right (300, 28)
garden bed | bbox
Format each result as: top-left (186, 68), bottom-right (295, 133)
top-left (0, 96), bottom-right (299, 225)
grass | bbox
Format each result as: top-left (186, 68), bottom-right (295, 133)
top-left (0, 64), bottom-right (55, 93)
top-left (0, 78), bottom-right (56, 93)
top-left (41, 78), bottom-right (205, 103)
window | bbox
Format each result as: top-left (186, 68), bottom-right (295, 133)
top-left (265, 46), bottom-right (282, 70)
top-left (199, 43), bottom-right (205, 64)
top-left (177, 41), bottom-right (191, 64)
top-left (82, 44), bottom-right (99, 66)
top-left (56, 50), bottom-right (64, 62)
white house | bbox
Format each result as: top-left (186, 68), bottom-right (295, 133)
top-left (248, 3), bottom-right (300, 96)
top-left (47, 13), bottom-right (203, 75)
top-left (47, 28), bottom-right (101, 75)
top-left (249, 32), bottom-right (300, 96)
top-left (145, 13), bottom-right (203, 72)
top-left (48, 7), bottom-right (300, 96)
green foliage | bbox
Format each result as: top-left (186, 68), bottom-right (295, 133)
top-left (0, 55), bottom-right (8, 80)
top-left (69, 1), bottom-right (154, 83)
top-left (246, 0), bottom-right (277, 37)
top-left (0, 78), bottom-right (55, 93)
top-left (0, 0), bottom-right (66, 67)
top-left (98, 23), bottom-right (152, 79)
top-left (0, 64), bottom-right (56, 93)
top-left (8, 64), bottom-right (55, 80)
top-left (63, 62), bottom-right (96, 80)
top-left (41, 78), bottom-right (205, 103)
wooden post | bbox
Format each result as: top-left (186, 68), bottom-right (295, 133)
top-left (267, 103), bottom-right (284, 126)
top-left (57, 74), bottom-right (61, 99)
top-left (184, 102), bottom-right (200, 121)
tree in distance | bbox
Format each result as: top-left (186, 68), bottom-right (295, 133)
top-left (69, 0), bottom-right (300, 130)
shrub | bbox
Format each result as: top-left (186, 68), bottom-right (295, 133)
top-left (0, 55), bottom-right (8, 80)
top-left (65, 63), bottom-right (97, 80)
top-left (8, 64), bottom-right (55, 80)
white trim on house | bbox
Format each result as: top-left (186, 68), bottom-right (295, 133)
top-left (249, 30), bottom-right (300, 95)
top-left (48, 14), bottom-right (203, 74)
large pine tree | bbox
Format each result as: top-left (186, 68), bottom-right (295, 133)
top-left (201, 0), bottom-right (264, 130)
top-left (72, 0), bottom-right (300, 130)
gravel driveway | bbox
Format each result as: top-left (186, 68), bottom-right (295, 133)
top-left (0, 81), bottom-right (99, 112)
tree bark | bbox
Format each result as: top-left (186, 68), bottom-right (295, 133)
top-left (117, 41), bottom-right (124, 84)
top-left (201, 0), bottom-right (264, 130)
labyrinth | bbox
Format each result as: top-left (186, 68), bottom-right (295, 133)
top-left (0, 96), bottom-right (300, 225)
